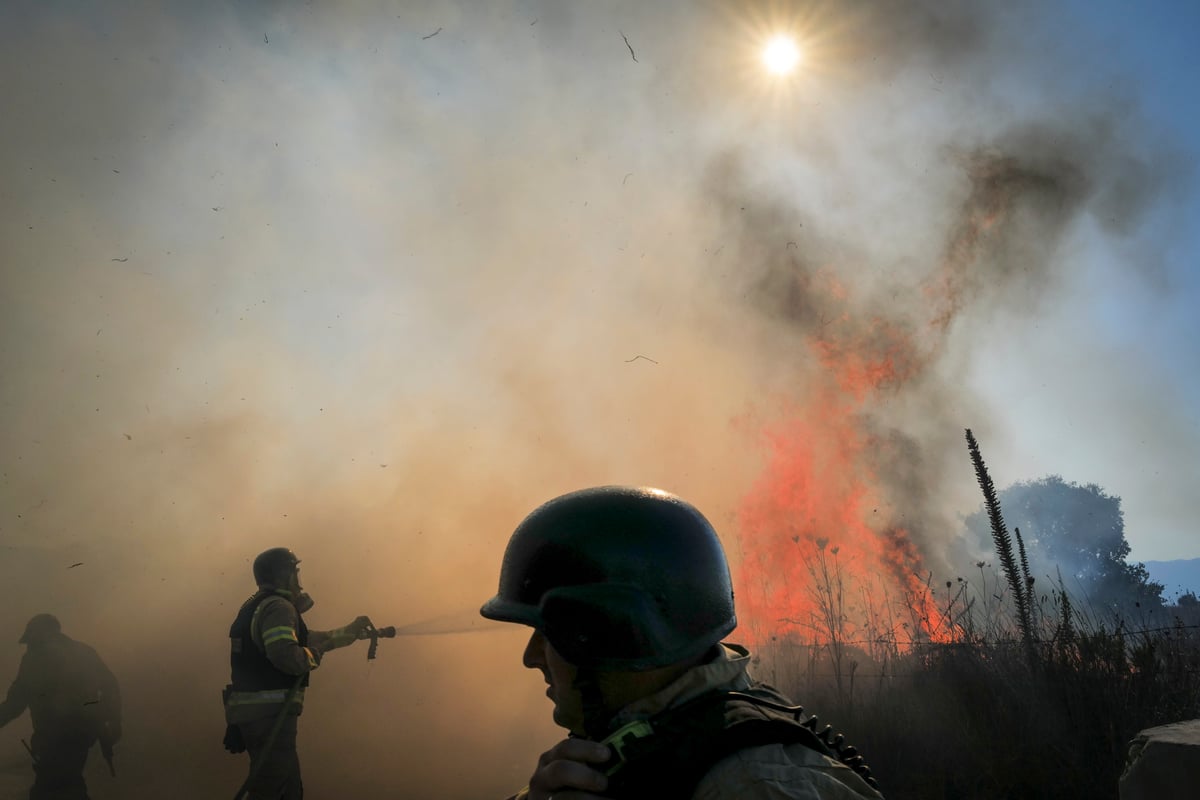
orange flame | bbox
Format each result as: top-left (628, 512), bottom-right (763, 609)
top-left (734, 160), bottom-right (1025, 651)
top-left (735, 385), bottom-right (953, 649)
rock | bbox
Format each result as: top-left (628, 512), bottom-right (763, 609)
top-left (1119, 719), bottom-right (1200, 799)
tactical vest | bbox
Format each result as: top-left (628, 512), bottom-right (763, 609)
top-left (603, 683), bottom-right (876, 799)
top-left (228, 590), bottom-right (310, 692)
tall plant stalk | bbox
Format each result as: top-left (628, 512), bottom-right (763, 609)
top-left (965, 429), bottom-right (1036, 661)
top-left (1015, 526), bottom-right (1037, 629)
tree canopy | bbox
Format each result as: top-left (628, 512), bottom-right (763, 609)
top-left (964, 475), bottom-right (1165, 618)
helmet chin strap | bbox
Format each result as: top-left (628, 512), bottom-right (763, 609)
top-left (574, 668), bottom-right (613, 741)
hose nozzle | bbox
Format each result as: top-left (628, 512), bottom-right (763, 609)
top-left (361, 621), bottom-right (397, 660)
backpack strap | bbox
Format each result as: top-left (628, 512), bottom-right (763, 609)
top-left (603, 685), bottom-right (878, 798)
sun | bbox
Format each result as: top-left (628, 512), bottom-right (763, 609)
top-left (762, 35), bottom-right (801, 76)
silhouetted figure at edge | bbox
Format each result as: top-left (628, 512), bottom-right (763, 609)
top-left (0, 614), bottom-right (122, 800)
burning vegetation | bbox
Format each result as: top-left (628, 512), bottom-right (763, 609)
top-left (734, 428), bottom-right (1200, 799)
top-left (731, 144), bottom-right (1100, 650)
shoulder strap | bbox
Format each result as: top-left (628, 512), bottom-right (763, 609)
top-left (721, 688), bottom-right (879, 791)
top-left (604, 686), bottom-right (878, 798)
top-left (250, 592), bottom-right (293, 645)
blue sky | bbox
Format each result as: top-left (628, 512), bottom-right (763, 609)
top-left (963, 0), bottom-right (1200, 561)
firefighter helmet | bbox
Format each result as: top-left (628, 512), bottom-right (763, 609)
top-left (480, 486), bottom-right (737, 671)
top-left (252, 547), bottom-right (301, 587)
top-left (19, 613), bottom-right (61, 644)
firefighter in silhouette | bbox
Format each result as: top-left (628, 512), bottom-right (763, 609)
top-left (224, 548), bottom-right (373, 799)
top-left (0, 613), bottom-right (122, 800)
top-left (482, 486), bottom-right (883, 800)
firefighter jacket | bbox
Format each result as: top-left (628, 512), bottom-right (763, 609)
top-left (0, 632), bottom-right (122, 740)
top-left (600, 644), bottom-right (883, 800)
top-left (225, 589), bottom-right (320, 725)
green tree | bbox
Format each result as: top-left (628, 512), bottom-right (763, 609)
top-left (964, 475), bottom-right (1165, 618)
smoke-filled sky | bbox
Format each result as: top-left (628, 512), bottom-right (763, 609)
top-left (1, 1), bottom-right (1198, 797)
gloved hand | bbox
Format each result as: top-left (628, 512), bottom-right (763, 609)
top-left (100, 737), bottom-right (117, 776)
top-left (345, 616), bottom-right (374, 639)
top-left (314, 616), bottom-right (376, 652)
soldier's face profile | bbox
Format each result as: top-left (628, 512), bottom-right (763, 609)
top-left (522, 628), bottom-right (585, 733)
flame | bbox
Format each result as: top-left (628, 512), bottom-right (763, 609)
top-left (733, 155), bottom-right (1030, 652)
top-left (736, 385), bottom-right (953, 649)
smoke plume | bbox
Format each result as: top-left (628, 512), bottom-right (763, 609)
top-left (0, 1), bottom-right (1189, 796)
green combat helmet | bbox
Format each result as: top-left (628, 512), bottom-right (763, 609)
top-left (481, 486), bottom-right (737, 671)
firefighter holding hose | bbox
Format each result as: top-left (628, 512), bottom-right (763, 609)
top-left (223, 547), bottom-right (377, 800)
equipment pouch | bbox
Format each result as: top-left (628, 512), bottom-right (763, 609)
top-left (223, 723), bottom-right (246, 754)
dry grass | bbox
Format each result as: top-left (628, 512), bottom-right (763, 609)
top-left (757, 555), bottom-right (1200, 799)
top-left (752, 430), bottom-right (1200, 797)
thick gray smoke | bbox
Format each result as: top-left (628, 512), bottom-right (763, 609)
top-left (0, 1), bottom-right (1192, 797)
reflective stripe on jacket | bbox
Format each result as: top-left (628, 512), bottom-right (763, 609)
top-left (225, 687), bottom-right (307, 710)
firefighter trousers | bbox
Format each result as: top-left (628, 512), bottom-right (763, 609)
top-left (238, 714), bottom-right (303, 800)
top-left (29, 727), bottom-right (95, 800)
